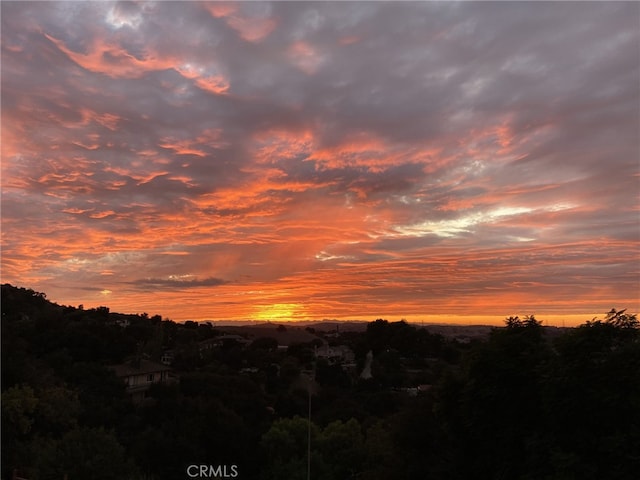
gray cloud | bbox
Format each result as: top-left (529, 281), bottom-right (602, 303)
top-left (130, 276), bottom-right (228, 291)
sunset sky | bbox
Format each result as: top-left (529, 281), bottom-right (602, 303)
top-left (2, 1), bottom-right (639, 326)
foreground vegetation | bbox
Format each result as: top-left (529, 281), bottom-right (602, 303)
top-left (2, 284), bottom-right (639, 479)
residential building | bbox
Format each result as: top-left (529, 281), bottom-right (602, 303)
top-left (111, 358), bottom-right (173, 403)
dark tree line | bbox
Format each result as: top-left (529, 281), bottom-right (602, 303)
top-left (2, 284), bottom-right (639, 480)
top-left (436, 313), bottom-right (640, 480)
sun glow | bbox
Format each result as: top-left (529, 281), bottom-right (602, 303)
top-left (254, 303), bottom-right (306, 322)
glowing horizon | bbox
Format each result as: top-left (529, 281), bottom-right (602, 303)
top-left (2, 2), bottom-right (638, 327)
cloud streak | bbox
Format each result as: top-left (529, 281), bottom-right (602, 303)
top-left (1, 1), bottom-right (638, 325)
top-left (130, 276), bottom-right (228, 291)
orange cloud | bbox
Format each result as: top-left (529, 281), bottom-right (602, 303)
top-left (45, 34), bottom-right (175, 78)
top-left (204, 2), bottom-right (238, 19)
top-left (47, 33), bottom-right (232, 97)
top-left (80, 109), bottom-right (122, 130)
top-left (174, 63), bottom-right (230, 95)
top-left (227, 16), bottom-right (276, 43)
top-left (204, 2), bottom-right (276, 43)
top-left (287, 41), bottom-right (324, 74)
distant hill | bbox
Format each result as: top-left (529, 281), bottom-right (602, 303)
top-left (217, 323), bottom-right (320, 346)
top-left (216, 320), bottom-right (499, 344)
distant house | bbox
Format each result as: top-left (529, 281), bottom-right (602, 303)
top-left (111, 359), bottom-right (173, 403)
top-left (199, 335), bottom-right (249, 353)
top-left (396, 384), bottom-right (432, 397)
top-left (198, 338), bottom-right (219, 353)
top-left (115, 318), bottom-right (131, 328)
top-left (106, 317), bottom-right (131, 328)
top-left (315, 344), bottom-right (355, 366)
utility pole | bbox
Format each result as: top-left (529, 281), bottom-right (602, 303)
top-left (305, 366), bottom-right (316, 480)
top-left (307, 382), bottom-right (311, 480)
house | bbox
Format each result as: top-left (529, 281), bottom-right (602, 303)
top-left (115, 318), bottom-right (131, 328)
top-left (111, 359), bottom-right (174, 403)
top-left (105, 317), bottom-right (131, 328)
top-left (396, 384), bottom-right (432, 397)
top-left (198, 335), bottom-right (249, 352)
top-left (314, 344), bottom-right (355, 366)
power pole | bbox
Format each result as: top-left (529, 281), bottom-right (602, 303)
top-left (307, 383), bottom-right (311, 480)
